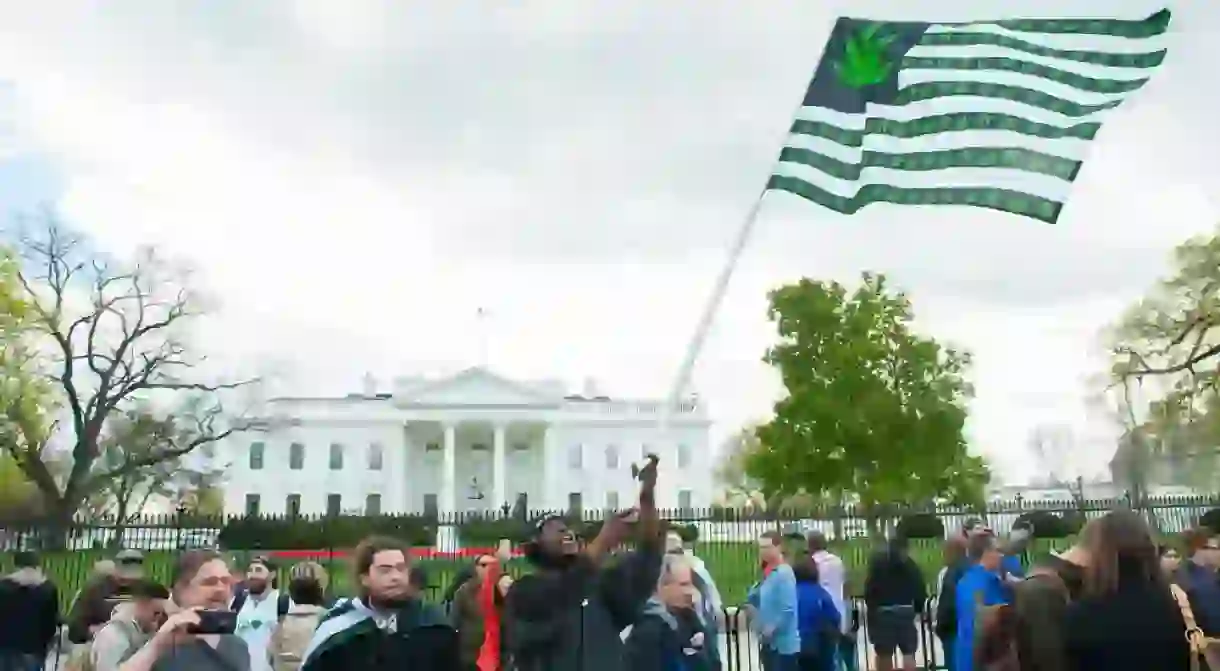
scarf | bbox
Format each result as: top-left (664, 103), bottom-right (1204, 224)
top-left (476, 561), bottom-right (503, 671)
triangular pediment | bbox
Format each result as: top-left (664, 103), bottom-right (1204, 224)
top-left (396, 367), bottom-right (559, 407)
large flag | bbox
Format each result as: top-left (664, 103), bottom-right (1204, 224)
top-left (767, 9), bottom-right (1171, 224)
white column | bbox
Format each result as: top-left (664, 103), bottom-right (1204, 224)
top-left (441, 422), bottom-right (457, 513)
top-left (541, 425), bottom-right (556, 510)
top-left (492, 423), bottom-right (507, 513)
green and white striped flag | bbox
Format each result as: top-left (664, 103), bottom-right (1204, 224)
top-left (768, 9), bottom-right (1171, 224)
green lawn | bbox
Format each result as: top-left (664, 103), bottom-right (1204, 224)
top-left (2, 537), bottom-right (1074, 612)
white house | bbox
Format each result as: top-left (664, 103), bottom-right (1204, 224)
top-left (220, 367), bottom-right (713, 517)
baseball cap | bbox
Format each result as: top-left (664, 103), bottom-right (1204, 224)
top-left (115, 549), bottom-right (145, 564)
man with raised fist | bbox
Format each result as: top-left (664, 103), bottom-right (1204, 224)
top-left (506, 455), bottom-right (663, 671)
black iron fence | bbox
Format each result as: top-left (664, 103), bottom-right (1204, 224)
top-left (4, 495), bottom-right (1218, 670)
top-left (4, 495), bottom-right (1219, 607)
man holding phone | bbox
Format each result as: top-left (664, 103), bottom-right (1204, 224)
top-left (118, 550), bottom-right (249, 671)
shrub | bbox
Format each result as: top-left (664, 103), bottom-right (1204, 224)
top-left (669, 522), bottom-right (699, 543)
top-left (895, 513), bottom-right (945, 539)
top-left (1012, 510), bottom-right (1083, 539)
top-left (457, 516), bottom-right (534, 546)
top-left (217, 514), bottom-right (436, 550)
top-left (1198, 508), bottom-right (1220, 535)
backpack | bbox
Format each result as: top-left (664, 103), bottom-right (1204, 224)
top-left (62, 619), bottom-right (142, 671)
top-left (975, 567), bottom-right (1067, 671)
top-left (231, 590), bottom-right (292, 619)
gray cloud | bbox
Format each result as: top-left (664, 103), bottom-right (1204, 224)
top-left (2, 0), bottom-right (1215, 304)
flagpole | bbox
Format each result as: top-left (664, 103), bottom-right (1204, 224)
top-left (658, 189), bottom-right (769, 433)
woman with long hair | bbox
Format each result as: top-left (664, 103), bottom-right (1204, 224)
top-left (1063, 509), bottom-right (1190, 671)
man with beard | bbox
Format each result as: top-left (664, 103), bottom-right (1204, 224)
top-left (301, 536), bottom-right (458, 671)
top-left (506, 454), bottom-right (663, 671)
top-left (234, 557), bottom-right (291, 671)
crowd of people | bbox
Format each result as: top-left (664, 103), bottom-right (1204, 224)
top-left (2, 482), bottom-right (1219, 671)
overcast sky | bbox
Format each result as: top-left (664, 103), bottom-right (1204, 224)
top-left (0, 0), bottom-right (1214, 484)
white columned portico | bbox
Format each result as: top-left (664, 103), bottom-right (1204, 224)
top-left (492, 423), bottom-right (507, 511)
top-left (441, 422), bottom-right (457, 514)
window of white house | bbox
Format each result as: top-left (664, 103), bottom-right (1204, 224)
top-left (640, 444), bottom-right (650, 461)
top-left (249, 442), bottom-right (265, 470)
top-left (368, 443), bottom-right (384, 471)
top-left (326, 494), bottom-right (341, 516)
top-left (472, 443), bottom-right (488, 452)
top-left (286, 494), bottom-right (301, 517)
top-left (289, 443), bottom-right (304, 470)
top-left (678, 489), bottom-right (693, 510)
top-left (605, 444), bottom-right (619, 469)
top-left (512, 442), bottom-right (529, 452)
top-left (423, 493), bottom-right (438, 516)
top-left (677, 443), bottom-right (691, 469)
top-left (568, 492), bottom-right (583, 512)
top-left (245, 494), bottom-right (261, 516)
top-left (425, 442), bottom-right (441, 452)
top-left (365, 494), bottom-right (381, 516)
top-left (568, 444), bottom-right (583, 469)
top-left (605, 491), bottom-right (619, 510)
top-left (329, 443), bottom-right (344, 470)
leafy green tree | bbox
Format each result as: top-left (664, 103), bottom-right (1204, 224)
top-left (1107, 226), bottom-right (1220, 496)
top-left (748, 272), bottom-right (989, 536)
top-left (0, 247), bottom-right (56, 520)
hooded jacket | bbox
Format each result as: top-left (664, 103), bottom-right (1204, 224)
top-left (301, 597), bottom-right (458, 671)
top-left (0, 567), bottom-right (60, 655)
top-left (624, 599), bottom-right (713, 671)
top-left (505, 545), bottom-right (663, 671)
top-left (68, 576), bottom-right (136, 644)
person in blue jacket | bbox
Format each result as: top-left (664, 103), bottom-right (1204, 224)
top-left (952, 534), bottom-right (1009, 671)
top-left (747, 531), bottom-right (800, 671)
top-left (791, 557), bottom-right (840, 671)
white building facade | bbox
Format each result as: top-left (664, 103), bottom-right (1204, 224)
top-left (221, 367), bottom-right (713, 517)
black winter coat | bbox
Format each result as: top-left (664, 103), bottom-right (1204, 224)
top-left (505, 545), bottom-right (662, 671)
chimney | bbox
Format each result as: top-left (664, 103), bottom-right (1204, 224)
top-left (582, 377), bottom-right (599, 398)
top-left (362, 372), bottom-right (377, 397)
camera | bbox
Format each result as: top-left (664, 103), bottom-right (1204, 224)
top-left (187, 609), bottom-right (238, 635)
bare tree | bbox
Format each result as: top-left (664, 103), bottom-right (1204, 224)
top-left (87, 405), bottom-right (229, 544)
top-left (6, 213), bottom-right (257, 528)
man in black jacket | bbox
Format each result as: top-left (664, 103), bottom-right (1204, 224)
top-left (864, 536), bottom-right (926, 671)
top-left (0, 551), bottom-right (60, 671)
top-left (506, 455), bottom-right (663, 671)
top-left (625, 554), bottom-right (712, 671)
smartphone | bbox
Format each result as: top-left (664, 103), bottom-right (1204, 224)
top-left (497, 539), bottom-right (513, 557)
top-left (188, 609), bottom-right (238, 635)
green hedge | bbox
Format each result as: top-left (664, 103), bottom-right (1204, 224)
top-left (456, 516), bottom-right (701, 547)
top-left (895, 513), bottom-right (945, 539)
top-left (217, 514), bottom-right (437, 550)
top-left (1012, 510), bottom-right (1084, 539)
